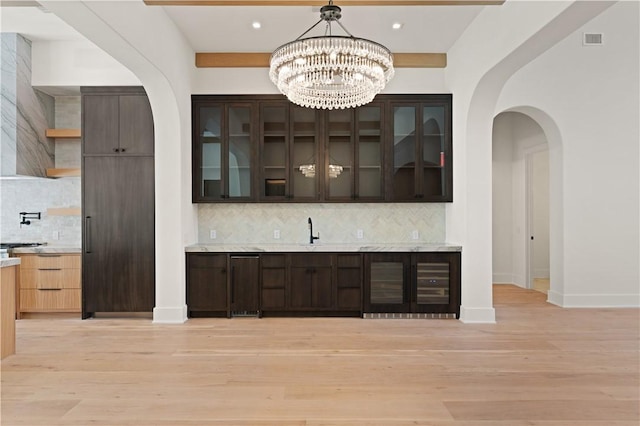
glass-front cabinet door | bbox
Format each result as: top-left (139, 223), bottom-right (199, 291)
top-left (391, 105), bottom-right (417, 200)
top-left (261, 103), bottom-right (289, 199)
top-left (193, 102), bottom-right (255, 202)
top-left (422, 106), bottom-right (447, 198)
top-left (197, 105), bottom-right (223, 200)
top-left (364, 253), bottom-right (411, 313)
top-left (291, 106), bottom-right (320, 200)
top-left (326, 109), bottom-right (353, 200)
top-left (389, 97), bottom-right (452, 201)
top-left (228, 106), bottom-right (253, 199)
top-left (412, 253), bottom-right (460, 316)
top-left (356, 104), bottom-right (384, 200)
top-left (325, 103), bottom-right (384, 201)
top-left (365, 252), bottom-right (460, 317)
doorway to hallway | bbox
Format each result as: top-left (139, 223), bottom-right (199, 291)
top-left (492, 111), bottom-right (550, 294)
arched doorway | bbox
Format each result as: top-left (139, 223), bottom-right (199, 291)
top-left (492, 109), bottom-right (561, 301)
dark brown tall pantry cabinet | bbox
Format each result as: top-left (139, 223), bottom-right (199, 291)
top-left (81, 87), bottom-right (155, 318)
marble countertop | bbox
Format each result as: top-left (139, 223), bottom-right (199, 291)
top-left (186, 243), bottom-right (462, 253)
top-left (10, 246), bottom-right (81, 254)
top-left (0, 258), bottom-right (21, 268)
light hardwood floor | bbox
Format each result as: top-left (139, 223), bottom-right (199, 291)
top-left (532, 278), bottom-right (550, 294)
top-left (1, 285), bottom-right (638, 425)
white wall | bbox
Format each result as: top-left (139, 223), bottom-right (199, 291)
top-left (496, 1), bottom-right (640, 307)
top-left (193, 68), bottom-right (447, 94)
top-left (491, 113), bottom-right (515, 284)
top-left (444, 0), bottom-right (611, 322)
top-left (31, 40), bottom-right (139, 87)
top-left (532, 149), bottom-right (550, 279)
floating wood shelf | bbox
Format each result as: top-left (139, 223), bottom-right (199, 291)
top-left (46, 129), bottom-right (81, 138)
top-left (47, 207), bottom-right (81, 216)
top-left (46, 168), bottom-right (81, 178)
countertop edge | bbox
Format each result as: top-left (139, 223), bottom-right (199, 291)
top-left (10, 247), bottom-right (81, 254)
top-left (0, 258), bottom-right (21, 268)
top-left (185, 244), bottom-right (462, 253)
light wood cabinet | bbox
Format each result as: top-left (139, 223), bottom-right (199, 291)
top-left (16, 254), bottom-right (81, 316)
top-left (1, 264), bottom-right (17, 359)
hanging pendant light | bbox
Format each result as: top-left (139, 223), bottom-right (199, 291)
top-left (269, 1), bottom-right (394, 110)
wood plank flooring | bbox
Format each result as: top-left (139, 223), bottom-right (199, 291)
top-left (1, 285), bottom-right (638, 425)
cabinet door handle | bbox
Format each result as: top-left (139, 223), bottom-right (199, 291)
top-left (85, 216), bottom-right (92, 253)
top-left (120, 148), bottom-right (126, 153)
top-left (113, 148), bottom-right (120, 152)
top-left (230, 266), bottom-right (235, 304)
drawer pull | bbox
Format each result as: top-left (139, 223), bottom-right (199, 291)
top-left (38, 288), bottom-right (62, 291)
top-left (38, 268), bottom-right (62, 271)
top-left (37, 254), bottom-right (61, 258)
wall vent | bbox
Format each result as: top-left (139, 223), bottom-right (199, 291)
top-left (583, 33), bottom-right (604, 46)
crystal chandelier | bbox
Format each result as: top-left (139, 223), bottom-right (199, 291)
top-left (269, 1), bottom-right (394, 110)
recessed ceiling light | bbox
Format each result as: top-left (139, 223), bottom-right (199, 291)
top-left (392, 22), bottom-right (403, 30)
top-left (252, 21), bottom-right (262, 29)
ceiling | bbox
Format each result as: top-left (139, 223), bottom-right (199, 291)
top-left (162, 4), bottom-right (485, 53)
top-left (1, 1), bottom-right (489, 54)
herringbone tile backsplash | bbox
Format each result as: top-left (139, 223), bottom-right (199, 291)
top-left (198, 203), bottom-right (445, 244)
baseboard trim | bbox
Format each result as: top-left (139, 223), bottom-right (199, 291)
top-left (547, 290), bottom-right (563, 306)
top-left (492, 273), bottom-right (514, 284)
top-left (153, 305), bottom-right (188, 323)
top-left (547, 292), bottom-right (640, 308)
top-left (459, 306), bottom-right (496, 323)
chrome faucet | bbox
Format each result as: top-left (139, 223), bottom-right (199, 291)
top-left (308, 217), bottom-right (320, 244)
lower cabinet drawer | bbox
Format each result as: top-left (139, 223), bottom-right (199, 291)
top-left (20, 289), bottom-right (81, 312)
top-left (20, 269), bottom-right (81, 289)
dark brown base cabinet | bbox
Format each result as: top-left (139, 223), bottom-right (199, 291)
top-left (364, 252), bottom-right (461, 318)
top-left (187, 254), bottom-right (228, 317)
top-left (186, 253), bottom-right (363, 317)
top-left (186, 251), bottom-right (460, 318)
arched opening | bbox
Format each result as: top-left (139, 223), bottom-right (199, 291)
top-left (491, 108), bottom-right (563, 303)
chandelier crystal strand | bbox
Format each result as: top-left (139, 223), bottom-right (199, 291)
top-left (269, 2), bottom-right (394, 110)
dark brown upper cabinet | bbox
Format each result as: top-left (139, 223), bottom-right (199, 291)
top-left (192, 94), bottom-right (452, 203)
top-left (325, 103), bottom-right (386, 201)
top-left (83, 88), bottom-right (154, 156)
top-left (260, 102), bottom-right (322, 201)
top-left (388, 95), bottom-right (452, 202)
top-left (193, 99), bottom-right (256, 201)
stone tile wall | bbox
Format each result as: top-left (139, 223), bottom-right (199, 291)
top-left (0, 176), bottom-right (81, 245)
top-left (1, 33), bottom-right (54, 177)
top-left (198, 203), bottom-right (446, 244)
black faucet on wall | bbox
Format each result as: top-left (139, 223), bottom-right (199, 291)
top-left (308, 217), bottom-right (320, 244)
top-left (19, 212), bottom-right (41, 227)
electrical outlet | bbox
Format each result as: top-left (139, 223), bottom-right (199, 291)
top-left (210, 229), bottom-right (217, 239)
top-left (411, 230), bottom-right (419, 240)
top-left (52, 231), bottom-right (60, 240)
top-left (356, 229), bottom-right (364, 239)
top-left (273, 229), bottom-right (281, 239)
